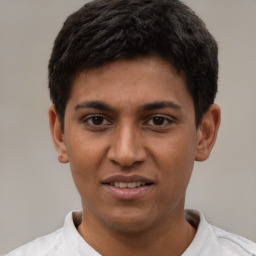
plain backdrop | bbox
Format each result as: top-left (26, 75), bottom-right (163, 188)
top-left (0, 0), bottom-right (256, 254)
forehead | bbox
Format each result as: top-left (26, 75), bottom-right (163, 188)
top-left (67, 56), bottom-right (193, 112)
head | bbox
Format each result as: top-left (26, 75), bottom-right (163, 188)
top-left (48, 0), bottom-right (218, 131)
top-left (48, 0), bottom-right (221, 239)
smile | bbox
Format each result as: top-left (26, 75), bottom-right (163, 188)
top-left (109, 182), bottom-right (146, 188)
top-left (102, 175), bottom-right (154, 200)
top-left (102, 175), bottom-right (154, 188)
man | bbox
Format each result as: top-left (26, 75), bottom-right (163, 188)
top-left (6, 0), bottom-right (256, 255)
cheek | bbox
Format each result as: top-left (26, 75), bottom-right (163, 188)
top-left (65, 132), bottom-right (110, 194)
top-left (66, 138), bottom-right (95, 185)
top-left (65, 131), bottom-right (104, 168)
top-left (154, 133), bottom-right (197, 186)
top-left (68, 150), bottom-right (99, 205)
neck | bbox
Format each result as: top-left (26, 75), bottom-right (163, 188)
top-left (77, 208), bottom-right (196, 256)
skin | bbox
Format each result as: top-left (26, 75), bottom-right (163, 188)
top-left (49, 56), bottom-right (220, 256)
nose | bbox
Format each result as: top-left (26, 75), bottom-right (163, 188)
top-left (107, 123), bottom-right (147, 167)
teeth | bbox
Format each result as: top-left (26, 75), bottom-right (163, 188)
top-left (111, 182), bottom-right (146, 188)
top-left (128, 182), bottom-right (136, 188)
top-left (120, 182), bottom-right (126, 188)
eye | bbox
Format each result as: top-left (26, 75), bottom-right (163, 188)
top-left (146, 115), bottom-right (173, 126)
top-left (83, 115), bottom-right (112, 127)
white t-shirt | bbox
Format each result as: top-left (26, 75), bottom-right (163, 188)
top-left (5, 210), bottom-right (256, 256)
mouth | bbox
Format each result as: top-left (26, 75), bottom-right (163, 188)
top-left (107, 181), bottom-right (149, 189)
top-left (102, 175), bottom-right (154, 200)
top-left (102, 175), bottom-right (154, 187)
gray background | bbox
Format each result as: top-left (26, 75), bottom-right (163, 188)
top-left (0, 0), bottom-right (255, 254)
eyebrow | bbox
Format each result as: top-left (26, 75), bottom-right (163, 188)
top-left (141, 101), bottom-right (182, 111)
top-left (74, 100), bottom-right (182, 112)
top-left (74, 101), bottom-right (114, 111)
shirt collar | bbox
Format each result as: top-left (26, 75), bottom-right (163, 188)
top-left (62, 209), bottom-right (213, 256)
top-left (63, 210), bottom-right (102, 256)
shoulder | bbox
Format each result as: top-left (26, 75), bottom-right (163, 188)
top-left (4, 211), bottom-right (88, 256)
top-left (4, 228), bottom-right (67, 256)
top-left (211, 225), bottom-right (256, 256)
top-left (184, 209), bottom-right (256, 256)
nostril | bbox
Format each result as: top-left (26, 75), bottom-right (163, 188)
top-left (107, 149), bottom-right (140, 167)
top-left (107, 130), bottom-right (147, 167)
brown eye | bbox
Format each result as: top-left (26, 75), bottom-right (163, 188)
top-left (83, 115), bottom-right (111, 127)
top-left (145, 115), bottom-right (173, 127)
top-left (152, 116), bottom-right (165, 126)
top-left (91, 116), bottom-right (104, 125)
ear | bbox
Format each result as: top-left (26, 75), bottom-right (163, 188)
top-left (48, 105), bottom-right (69, 163)
top-left (195, 104), bottom-right (221, 161)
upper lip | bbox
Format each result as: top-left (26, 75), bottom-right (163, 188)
top-left (102, 175), bottom-right (154, 184)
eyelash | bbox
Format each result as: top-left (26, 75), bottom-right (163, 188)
top-left (82, 114), bottom-right (112, 127)
top-left (145, 115), bottom-right (174, 127)
top-left (81, 114), bottom-right (175, 129)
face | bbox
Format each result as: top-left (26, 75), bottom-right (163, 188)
top-left (54, 57), bottom-right (205, 233)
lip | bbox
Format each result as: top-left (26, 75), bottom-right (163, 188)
top-left (102, 175), bottom-right (154, 184)
top-left (102, 175), bottom-right (154, 200)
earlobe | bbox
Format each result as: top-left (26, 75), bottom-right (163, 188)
top-left (48, 105), bottom-right (69, 163)
top-left (195, 104), bottom-right (221, 161)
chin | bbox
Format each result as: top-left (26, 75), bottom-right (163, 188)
top-left (102, 211), bottom-right (156, 234)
